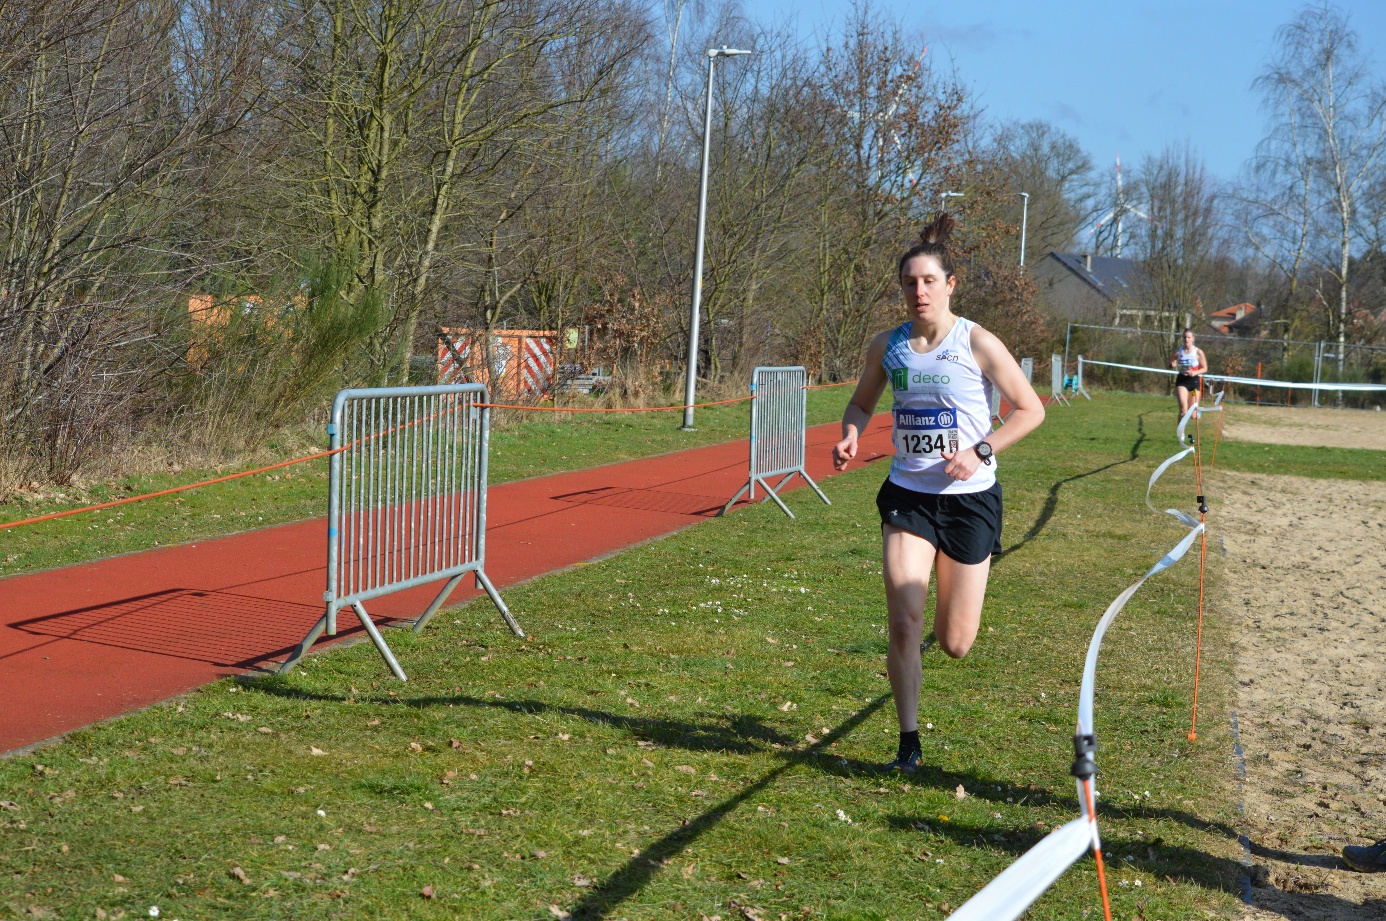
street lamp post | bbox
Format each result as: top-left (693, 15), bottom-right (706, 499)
top-left (939, 190), bottom-right (964, 213)
top-left (1018, 192), bottom-right (1030, 267)
top-left (682, 47), bottom-right (752, 431)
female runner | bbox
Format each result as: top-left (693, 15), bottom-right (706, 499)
top-left (1169, 328), bottom-right (1208, 431)
top-left (831, 213), bottom-right (1046, 773)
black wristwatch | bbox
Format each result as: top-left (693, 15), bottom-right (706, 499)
top-left (973, 441), bottom-right (994, 465)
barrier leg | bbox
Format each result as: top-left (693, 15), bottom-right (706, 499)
top-left (799, 470), bottom-right (831, 506)
top-left (719, 481), bottom-right (752, 517)
top-left (412, 573), bottom-right (465, 634)
top-left (755, 476), bottom-right (795, 519)
top-left (353, 602), bottom-right (408, 682)
top-left (279, 612), bottom-right (329, 674)
top-left (766, 472), bottom-right (796, 498)
top-left (476, 570), bottom-right (524, 638)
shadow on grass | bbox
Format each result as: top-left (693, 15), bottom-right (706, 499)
top-left (882, 813), bottom-right (1245, 897)
top-left (558, 692), bottom-right (891, 919)
top-left (996, 410), bottom-right (1152, 561)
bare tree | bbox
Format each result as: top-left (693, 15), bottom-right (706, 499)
top-left (1134, 145), bottom-right (1223, 331)
top-left (0, 0), bottom-right (257, 483)
top-left (1254, 4), bottom-right (1386, 373)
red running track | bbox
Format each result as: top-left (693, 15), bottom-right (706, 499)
top-left (0, 418), bottom-right (899, 754)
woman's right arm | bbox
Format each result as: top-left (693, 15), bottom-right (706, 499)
top-left (833, 333), bottom-right (890, 471)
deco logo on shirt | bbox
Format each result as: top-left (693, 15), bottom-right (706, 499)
top-left (893, 407), bottom-right (960, 458)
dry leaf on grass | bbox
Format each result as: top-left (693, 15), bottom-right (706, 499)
top-left (954, 784), bottom-right (967, 799)
top-left (229, 866), bottom-right (250, 885)
top-left (548, 906), bottom-right (571, 919)
top-left (309, 747), bottom-right (327, 756)
top-left (420, 885), bottom-right (435, 899)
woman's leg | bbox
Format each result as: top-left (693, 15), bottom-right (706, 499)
top-left (933, 552), bottom-right (992, 658)
top-left (882, 524), bottom-right (937, 732)
top-left (1175, 384), bottom-right (1192, 417)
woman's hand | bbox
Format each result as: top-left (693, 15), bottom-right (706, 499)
top-left (940, 448), bottom-right (981, 481)
top-left (832, 434), bottom-right (858, 471)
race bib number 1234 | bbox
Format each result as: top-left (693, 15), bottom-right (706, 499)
top-left (894, 407), bottom-right (960, 458)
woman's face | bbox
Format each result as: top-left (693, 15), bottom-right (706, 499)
top-left (900, 254), bottom-right (955, 323)
top-left (1183, 330), bottom-right (1195, 348)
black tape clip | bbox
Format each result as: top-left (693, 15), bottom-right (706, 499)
top-left (1070, 733), bottom-right (1097, 781)
top-left (1197, 494), bottom-right (1208, 514)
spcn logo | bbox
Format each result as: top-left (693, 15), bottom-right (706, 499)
top-left (936, 349), bottom-right (960, 363)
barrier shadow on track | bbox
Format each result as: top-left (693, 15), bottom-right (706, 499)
top-left (996, 410), bottom-right (1152, 561)
top-left (550, 486), bottom-right (727, 518)
top-left (882, 814), bottom-right (1245, 896)
top-left (10, 589), bottom-right (383, 669)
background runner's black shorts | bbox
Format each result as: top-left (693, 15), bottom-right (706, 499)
top-left (876, 478), bottom-right (1003, 565)
top-left (1175, 373), bottom-right (1202, 391)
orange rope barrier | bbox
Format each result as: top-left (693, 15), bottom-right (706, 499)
top-left (1187, 403), bottom-right (1208, 742)
top-left (804, 380), bottom-right (860, 390)
top-left (0, 390), bottom-right (766, 534)
top-left (476, 395), bottom-right (755, 412)
top-left (0, 447), bottom-right (344, 532)
top-left (1083, 778), bottom-right (1114, 921)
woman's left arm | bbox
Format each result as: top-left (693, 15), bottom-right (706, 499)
top-left (1195, 348), bottom-right (1210, 376)
top-left (941, 328), bottom-right (1045, 480)
top-left (971, 327), bottom-right (1045, 456)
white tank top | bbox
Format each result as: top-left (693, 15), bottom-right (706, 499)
top-left (1176, 346), bottom-right (1199, 372)
top-left (883, 318), bottom-right (996, 494)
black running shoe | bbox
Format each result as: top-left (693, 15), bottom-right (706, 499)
top-left (1343, 839), bottom-right (1386, 872)
top-left (888, 747), bottom-right (922, 775)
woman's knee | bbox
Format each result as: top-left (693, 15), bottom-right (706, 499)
top-left (936, 631), bottom-right (975, 659)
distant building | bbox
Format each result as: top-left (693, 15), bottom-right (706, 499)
top-left (1208, 302), bottom-right (1258, 335)
top-left (1030, 252), bottom-right (1155, 326)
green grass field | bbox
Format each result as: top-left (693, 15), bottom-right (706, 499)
top-left (2, 393), bottom-right (1382, 920)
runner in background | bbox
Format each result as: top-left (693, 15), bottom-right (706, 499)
top-left (1169, 329), bottom-right (1208, 437)
top-left (831, 213), bottom-right (1045, 773)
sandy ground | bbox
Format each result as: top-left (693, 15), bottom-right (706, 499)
top-left (1214, 453), bottom-right (1386, 918)
top-left (1218, 403), bottom-right (1386, 451)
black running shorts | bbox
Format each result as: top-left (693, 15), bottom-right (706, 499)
top-left (876, 478), bottom-right (1003, 565)
top-left (1175, 373), bottom-right (1201, 391)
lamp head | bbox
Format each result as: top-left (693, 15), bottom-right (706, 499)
top-left (709, 47), bottom-right (753, 57)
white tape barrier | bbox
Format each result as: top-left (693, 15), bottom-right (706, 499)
top-left (946, 818), bottom-right (1093, 921)
top-left (1145, 403), bottom-right (1199, 511)
top-left (948, 516), bottom-right (1204, 921)
top-left (1076, 510), bottom-right (1204, 738)
top-left (1081, 358), bottom-right (1386, 393)
top-left (1144, 393), bottom-right (1224, 513)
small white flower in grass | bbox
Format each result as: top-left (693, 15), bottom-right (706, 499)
top-left (835, 809), bottom-right (852, 824)
top-left (148, 908), bottom-right (160, 918)
top-left (316, 809), bottom-right (327, 817)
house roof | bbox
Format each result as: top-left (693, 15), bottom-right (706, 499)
top-left (1048, 252), bottom-right (1147, 302)
top-left (1210, 302), bottom-right (1256, 319)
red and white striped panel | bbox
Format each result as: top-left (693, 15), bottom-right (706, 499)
top-left (437, 334), bottom-right (472, 385)
top-left (521, 335), bottom-right (554, 394)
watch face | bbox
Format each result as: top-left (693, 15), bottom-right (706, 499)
top-left (976, 442), bottom-right (992, 458)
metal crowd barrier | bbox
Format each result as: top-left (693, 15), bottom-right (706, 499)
top-left (1047, 354), bottom-right (1071, 407)
top-left (281, 384), bottom-right (523, 680)
top-left (720, 366), bottom-right (829, 519)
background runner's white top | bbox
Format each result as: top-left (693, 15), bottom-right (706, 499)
top-left (1176, 346), bottom-right (1200, 372)
top-left (883, 317), bottom-right (996, 495)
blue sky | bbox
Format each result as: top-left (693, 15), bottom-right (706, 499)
top-left (747, 0), bottom-right (1386, 182)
